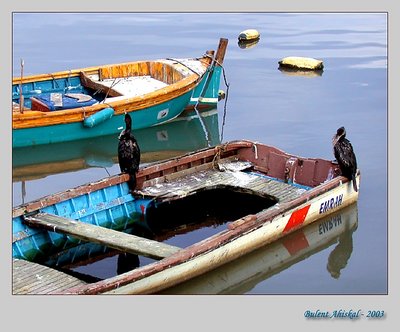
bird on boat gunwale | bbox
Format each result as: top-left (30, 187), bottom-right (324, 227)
top-left (332, 126), bottom-right (358, 192)
top-left (118, 113), bottom-right (141, 193)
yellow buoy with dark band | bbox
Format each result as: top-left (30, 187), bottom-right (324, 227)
top-left (238, 29), bottom-right (260, 41)
top-left (278, 56), bottom-right (324, 70)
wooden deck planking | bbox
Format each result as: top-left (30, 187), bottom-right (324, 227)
top-left (13, 258), bottom-right (86, 294)
top-left (13, 159), bottom-right (310, 295)
top-left (138, 161), bottom-right (308, 203)
top-left (23, 213), bottom-right (181, 260)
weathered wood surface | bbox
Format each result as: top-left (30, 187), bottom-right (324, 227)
top-left (80, 71), bottom-right (122, 97)
top-left (12, 63), bottom-right (203, 130)
top-left (95, 76), bottom-right (169, 99)
top-left (13, 258), bottom-right (86, 294)
top-left (12, 141), bottom-right (249, 218)
top-left (23, 213), bottom-right (181, 260)
top-left (215, 38), bottom-right (229, 65)
top-left (138, 160), bottom-right (308, 203)
top-left (64, 171), bottom-right (355, 295)
top-left (12, 74), bottom-right (199, 129)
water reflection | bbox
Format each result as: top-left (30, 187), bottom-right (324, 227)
top-left (327, 217), bottom-right (354, 279)
top-left (12, 107), bottom-right (221, 206)
top-left (278, 67), bottom-right (323, 77)
top-left (160, 203), bottom-right (358, 294)
top-left (12, 107), bottom-right (220, 183)
top-left (238, 38), bottom-right (260, 50)
top-left (117, 253), bottom-right (140, 275)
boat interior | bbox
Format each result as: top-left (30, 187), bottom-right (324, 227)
top-left (12, 59), bottom-right (206, 113)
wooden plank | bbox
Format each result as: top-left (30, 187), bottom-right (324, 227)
top-left (23, 213), bottom-right (181, 260)
top-left (139, 162), bottom-right (307, 204)
top-left (13, 258), bottom-right (87, 294)
top-left (79, 71), bottom-right (122, 97)
top-left (65, 175), bottom-right (352, 295)
top-left (215, 38), bottom-right (229, 65)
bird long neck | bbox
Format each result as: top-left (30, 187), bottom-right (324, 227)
top-left (333, 132), bottom-right (345, 146)
top-left (125, 117), bottom-right (132, 133)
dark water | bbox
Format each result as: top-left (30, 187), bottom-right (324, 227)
top-left (12, 12), bottom-right (387, 294)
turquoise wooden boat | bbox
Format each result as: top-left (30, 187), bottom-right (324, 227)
top-left (12, 140), bottom-right (360, 294)
top-left (12, 38), bottom-right (228, 148)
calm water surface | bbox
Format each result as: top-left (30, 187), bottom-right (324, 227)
top-left (12, 12), bottom-right (387, 294)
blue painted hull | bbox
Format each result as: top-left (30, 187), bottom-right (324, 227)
top-left (13, 56), bottom-right (225, 148)
top-left (13, 92), bottom-right (192, 147)
top-left (13, 180), bottom-right (154, 262)
top-left (189, 66), bottom-right (223, 106)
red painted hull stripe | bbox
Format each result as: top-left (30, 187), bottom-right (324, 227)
top-left (283, 204), bottom-right (311, 233)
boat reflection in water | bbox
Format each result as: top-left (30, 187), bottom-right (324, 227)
top-left (13, 106), bottom-right (221, 206)
top-left (12, 107), bottom-right (220, 183)
top-left (161, 202), bottom-right (358, 294)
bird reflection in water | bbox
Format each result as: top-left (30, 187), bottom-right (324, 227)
top-left (326, 221), bottom-right (355, 279)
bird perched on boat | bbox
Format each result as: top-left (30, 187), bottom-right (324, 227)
top-left (332, 126), bottom-right (358, 192)
top-left (118, 113), bottom-right (141, 192)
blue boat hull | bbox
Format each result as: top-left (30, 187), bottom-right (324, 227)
top-left (13, 53), bottom-right (226, 148)
top-left (13, 180), bottom-right (154, 261)
top-left (189, 66), bottom-right (223, 106)
top-left (13, 91), bottom-right (193, 147)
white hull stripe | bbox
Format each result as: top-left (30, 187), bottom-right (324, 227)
top-left (190, 97), bottom-right (219, 103)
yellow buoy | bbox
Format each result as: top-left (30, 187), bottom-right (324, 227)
top-left (238, 29), bottom-right (260, 42)
top-left (278, 56), bottom-right (324, 70)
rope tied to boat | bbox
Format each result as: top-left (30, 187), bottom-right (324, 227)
top-left (165, 58), bottom-right (201, 76)
top-left (48, 73), bottom-right (61, 89)
top-left (67, 70), bottom-right (72, 88)
top-left (101, 77), bottom-right (121, 103)
top-left (219, 62), bottom-right (230, 143)
top-left (201, 53), bottom-right (231, 143)
top-left (192, 52), bottom-right (231, 148)
top-left (212, 142), bottom-right (230, 171)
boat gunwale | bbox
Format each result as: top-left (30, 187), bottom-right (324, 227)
top-left (12, 57), bottom-right (210, 86)
top-left (12, 141), bottom-right (251, 218)
top-left (12, 139), bottom-right (354, 218)
top-left (12, 76), bottom-right (202, 127)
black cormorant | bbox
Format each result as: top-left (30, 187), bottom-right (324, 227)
top-left (332, 126), bottom-right (358, 192)
top-left (118, 113), bottom-right (141, 192)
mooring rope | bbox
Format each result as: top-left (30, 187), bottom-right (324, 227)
top-left (219, 63), bottom-right (230, 143)
top-left (101, 77), bottom-right (121, 103)
top-left (165, 57), bottom-right (202, 76)
top-left (212, 142), bottom-right (230, 170)
top-left (192, 53), bottom-right (231, 147)
top-left (193, 66), bottom-right (214, 146)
